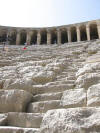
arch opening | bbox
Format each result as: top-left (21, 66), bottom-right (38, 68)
top-left (80, 25), bottom-right (87, 41)
top-left (0, 30), bottom-right (7, 42)
top-left (61, 29), bottom-right (68, 44)
top-left (51, 30), bottom-right (57, 44)
top-left (9, 30), bottom-right (17, 45)
top-left (90, 24), bottom-right (98, 40)
top-left (41, 30), bottom-right (47, 44)
top-left (31, 31), bottom-right (37, 45)
top-left (20, 30), bottom-right (27, 45)
top-left (71, 27), bottom-right (77, 42)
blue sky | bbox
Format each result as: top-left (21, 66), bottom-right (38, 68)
top-left (0, 0), bottom-right (100, 27)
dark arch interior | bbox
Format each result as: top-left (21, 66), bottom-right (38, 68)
top-left (51, 30), bottom-right (57, 44)
top-left (80, 25), bottom-right (87, 41)
top-left (31, 31), bottom-right (37, 45)
top-left (71, 27), bottom-right (77, 42)
top-left (9, 31), bottom-right (17, 45)
top-left (61, 30), bottom-right (68, 44)
top-left (40, 30), bottom-right (47, 44)
top-left (20, 31), bottom-right (27, 45)
top-left (90, 24), bottom-right (98, 40)
top-left (0, 30), bottom-right (7, 42)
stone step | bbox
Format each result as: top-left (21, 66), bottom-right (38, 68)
top-left (8, 112), bottom-right (44, 128)
top-left (28, 100), bottom-right (61, 113)
top-left (33, 92), bottom-right (62, 102)
top-left (0, 126), bottom-right (39, 133)
top-left (32, 84), bottom-right (74, 95)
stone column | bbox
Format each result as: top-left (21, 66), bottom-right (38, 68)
top-left (86, 24), bottom-right (90, 41)
top-left (57, 29), bottom-right (61, 44)
top-left (47, 29), bottom-right (51, 45)
top-left (26, 30), bottom-right (31, 45)
top-left (37, 30), bottom-right (41, 45)
top-left (67, 27), bottom-right (71, 43)
top-left (76, 26), bottom-right (81, 42)
top-left (16, 31), bottom-right (21, 45)
top-left (97, 23), bottom-right (100, 39)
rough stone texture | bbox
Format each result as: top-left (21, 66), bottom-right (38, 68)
top-left (0, 89), bottom-right (33, 113)
top-left (8, 112), bottom-right (43, 128)
top-left (60, 88), bottom-right (86, 108)
top-left (87, 83), bottom-right (100, 107)
top-left (0, 114), bottom-right (8, 126)
top-left (40, 108), bottom-right (100, 133)
top-left (0, 40), bottom-right (100, 132)
top-left (28, 100), bottom-right (61, 113)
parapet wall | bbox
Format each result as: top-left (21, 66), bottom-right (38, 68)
top-left (0, 19), bottom-right (100, 45)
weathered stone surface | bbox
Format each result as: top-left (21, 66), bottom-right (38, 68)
top-left (76, 73), bottom-right (100, 89)
top-left (0, 114), bottom-right (8, 126)
top-left (33, 92), bottom-right (62, 101)
top-left (28, 100), bottom-right (60, 113)
top-left (87, 83), bottom-right (100, 107)
top-left (0, 89), bottom-right (33, 112)
top-left (8, 112), bottom-right (43, 128)
top-left (60, 88), bottom-right (86, 108)
top-left (0, 127), bottom-right (39, 133)
top-left (40, 108), bottom-right (100, 133)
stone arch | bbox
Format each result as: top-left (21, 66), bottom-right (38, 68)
top-left (40, 30), bottom-right (47, 44)
top-left (71, 27), bottom-right (77, 42)
top-left (0, 29), bottom-right (7, 42)
top-left (51, 29), bottom-right (57, 44)
top-left (20, 30), bottom-right (27, 45)
top-left (61, 29), bottom-right (68, 44)
top-left (90, 23), bottom-right (99, 40)
top-left (9, 29), bottom-right (17, 45)
top-left (80, 25), bottom-right (87, 41)
top-left (30, 30), bottom-right (37, 45)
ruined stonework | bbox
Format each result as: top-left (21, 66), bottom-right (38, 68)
top-left (0, 20), bottom-right (100, 133)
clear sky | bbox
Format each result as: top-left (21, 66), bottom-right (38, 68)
top-left (0, 0), bottom-right (100, 27)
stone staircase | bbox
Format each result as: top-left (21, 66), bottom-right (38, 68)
top-left (0, 40), bottom-right (100, 133)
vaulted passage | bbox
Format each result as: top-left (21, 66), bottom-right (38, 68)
top-left (80, 25), bottom-right (87, 41)
top-left (41, 30), bottom-right (47, 44)
top-left (90, 24), bottom-right (98, 40)
top-left (9, 30), bottom-right (17, 45)
top-left (71, 27), bottom-right (77, 42)
top-left (20, 31), bottom-right (27, 45)
top-left (51, 30), bottom-right (57, 44)
top-left (61, 29), bottom-right (68, 44)
top-left (31, 31), bottom-right (37, 45)
top-left (0, 30), bottom-right (7, 42)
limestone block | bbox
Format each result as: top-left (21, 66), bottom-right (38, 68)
top-left (76, 73), bottom-right (100, 89)
top-left (28, 100), bottom-right (60, 113)
top-left (0, 89), bottom-right (33, 113)
top-left (0, 127), bottom-right (39, 133)
top-left (60, 88), bottom-right (86, 108)
top-left (87, 83), bottom-right (100, 107)
top-left (0, 114), bottom-right (8, 126)
top-left (33, 92), bottom-right (62, 101)
top-left (8, 112), bottom-right (43, 128)
top-left (76, 62), bottom-right (100, 77)
top-left (40, 107), bottom-right (100, 133)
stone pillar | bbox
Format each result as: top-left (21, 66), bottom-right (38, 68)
top-left (57, 29), bottom-right (61, 44)
top-left (86, 24), bottom-right (90, 41)
top-left (16, 31), bottom-right (21, 45)
top-left (37, 30), bottom-right (41, 45)
top-left (26, 31), bottom-right (31, 45)
top-left (97, 23), bottom-right (100, 39)
top-left (47, 29), bottom-right (51, 45)
top-left (67, 27), bottom-right (71, 43)
top-left (76, 26), bottom-right (81, 42)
